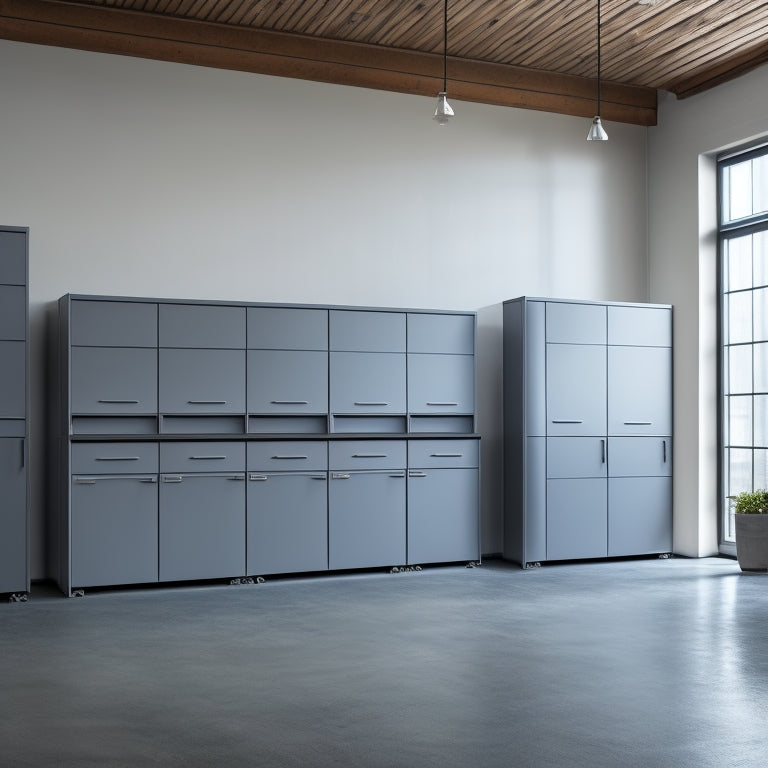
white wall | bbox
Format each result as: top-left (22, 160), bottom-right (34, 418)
top-left (0, 40), bottom-right (649, 578)
top-left (648, 64), bottom-right (768, 557)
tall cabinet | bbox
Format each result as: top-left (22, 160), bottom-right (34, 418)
top-left (503, 297), bottom-right (672, 568)
top-left (52, 295), bottom-right (480, 595)
top-left (0, 226), bottom-right (29, 600)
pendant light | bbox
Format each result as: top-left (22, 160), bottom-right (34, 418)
top-left (433, 0), bottom-right (454, 124)
top-left (587, 0), bottom-right (608, 141)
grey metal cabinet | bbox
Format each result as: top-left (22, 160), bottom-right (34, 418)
top-left (503, 296), bottom-right (672, 567)
top-left (406, 439), bottom-right (479, 564)
top-left (0, 226), bottom-right (28, 598)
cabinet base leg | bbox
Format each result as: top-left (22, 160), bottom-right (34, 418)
top-left (465, 561), bottom-right (481, 569)
top-left (8, 592), bottom-right (28, 603)
top-left (69, 589), bottom-right (85, 598)
top-left (390, 566), bottom-right (422, 574)
top-left (659, 553), bottom-right (673, 559)
top-left (524, 562), bottom-right (542, 569)
top-left (230, 577), bottom-right (257, 585)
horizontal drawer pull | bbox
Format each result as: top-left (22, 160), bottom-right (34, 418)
top-left (270, 400), bottom-right (309, 405)
top-left (353, 401), bottom-right (389, 406)
top-left (76, 476), bottom-right (156, 484)
top-left (249, 474), bottom-right (268, 481)
top-left (75, 477), bottom-right (96, 485)
top-left (332, 473), bottom-right (351, 480)
top-left (95, 456), bottom-right (141, 461)
top-left (98, 399), bottom-right (139, 404)
top-left (270, 455), bottom-right (309, 460)
top-left (162, 475), bottom-right (184, 483)
top-left (311, 475), bottom-right (327, 481)
top-left (389, 472), bottom-right (406, 479)
top-left (351, 453), bottom-right (387, 458)
top-left (624, 421), bottom-right (653, 425)
top-left (187, 400), bottom-right (227, 405)
top-left (190, 455), bottom-right (227, 460)
top-left (551, 419), bottom-right (584, 424)
top-left (409, 471), bottom-right (427, 478)
top-left (227, 475), bottom-right (245, 481)
top-left (430, 453), bottom-right (463, 458)
top-left (426, 402), bottom-right (459, 407)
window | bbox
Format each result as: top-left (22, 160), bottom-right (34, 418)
top-left (719, 146), bottom-right (768, 548)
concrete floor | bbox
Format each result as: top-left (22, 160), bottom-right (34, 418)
top-left (1, 556), bottom-right (766, 767)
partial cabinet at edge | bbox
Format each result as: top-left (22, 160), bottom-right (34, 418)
top-left (0, 226), bottom-right (29, 598)
top-left (503, 297), bottom-right (672, 567)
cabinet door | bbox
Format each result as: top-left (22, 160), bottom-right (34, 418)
top-left (547, 437), bottom-right (607, 478)
top-left (608, 346), bottom-right (671, 435)
top-left (159, 473), bottom-right (246, 581)
top-left (407, 354), bottom-right (474, 414)
top-left (608, 437), bottom-right (672, 477)
top-left (546, 478), bottom-right (607, 560)
top-left (247, 350), bottom-right (328, 414)
top-left (546, 344), bottom-right (606, 436)
top-left (71, 347), bottom-right (157, 415)
top-left (70, 300), bottom-right (157, 347)
top-left (546, 302), bottom-right (606, 345)
top-left (330, 352), bottom-right (406, 414)
top-left (247, 307), bottom-right (328, 350)
top-left (0, 341), bottom-right (25, 418)
top-left (608, 306), bottom-right (671, 347)
top-left (0, 439), bottom-right (26, 593)
top-left (328, 470), bottom-right (406, 569)
top-left (71, 475), bottom-right (158, 588)
top-left (0, 231), bottom-right (27, 284)
top-left (330, 310), bottom-right (405, 352)
top-left (407, 468), bottom-right (479, 564)
top-left (0, 285), bottom-right (25, 340)
top-left (407, 313), bottom-right (474, 354)
top-left (159, 349), bottom-right (245, 413)
top-left (159, 304), bottom-right (246, 348)
top-left (247, 472), bottom-right (328, 575)
top-left (608, 477), bottom-right (672, 556)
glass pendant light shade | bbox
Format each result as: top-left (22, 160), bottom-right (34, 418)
top-left (433, 92), bottom-right (455, 125)
top-left (587, 115), bottom-right (608, 141)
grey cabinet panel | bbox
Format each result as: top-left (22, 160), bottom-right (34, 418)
top-left (609, 437), bottom-right (672, 477)
top-left (72, 442), bottom-right (159, 474)
top-left (407, 354), bottom-right (474, 414)
top-left (330, 352), bottom-right (406, 414)
top-left (608, 306), bottom-right (671, 347)
top-left (160, 441), bottom-right (245, 473)
top-left (408, 439), bottom-right (479, 468)
top-left (71, 347), bottom-right (157, 414)
top-left (546, 478), bottom-right (607, 560)
top-left (407, 313), bottom-right (474, 354)
top-left (71, 475), bottom-right (158, 588)
top-left (546, 302), bottom-right (606, 345)
top-left (329, 440), bottom-right (406, 470)
top-left (0, 439), bottom-right (26, 593)
top-left (0, 231), bottom-right (27, 284)
top-left (159, 473), bottom-right (246, 581)
top-left (247, 440), bottom-right (327, 471)
top-left (524, 437), bottom-right (547, 564)
top-left (546, 343), bottom-right (606, 436)
top-left (71, 300), bottom-right (157, 347)
top-left (0, 286), bottom-right (25, 340)
top-left (247, 350), bottom-right (328, 414)
top-left (330, 310), bottom-right (406, 352)
top-left (159, 349), bottom-right (245, 413)
top-left (407, 468), bottom-right (479, 564)
top-left (608, 477), bottom-right (672, 556)
top-left (328, 470), bottom-right (406, 569)
top-left (525, 301), bottom-right (546, 437)
top-left (608, 346), bottom-right (672, 435)
top-left (547, 437), bottom-right (606, 478)
top-left (247, 307), bottom-right (328, 350)
top-left (0, 341), bottom-right (25, 418)
top-left (159, 304), bottom-right (246, 348)
top-left (247, 472), bottom-right (328, 575)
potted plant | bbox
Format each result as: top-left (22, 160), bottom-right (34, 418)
top-left (732, 489), bottom-right (768, 572)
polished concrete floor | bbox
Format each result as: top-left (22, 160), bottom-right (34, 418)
top-left (1, 556), bottom-right (766, 767)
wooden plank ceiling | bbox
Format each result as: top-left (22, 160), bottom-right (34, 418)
top-left (2, 0), bottom-right (768, 127)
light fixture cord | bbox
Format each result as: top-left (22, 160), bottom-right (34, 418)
top-left (596, 0), bottom-right (602, 115)
top-left (443, 0), bottom-right (448, 93)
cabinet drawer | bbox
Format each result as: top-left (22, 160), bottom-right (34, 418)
top-left (547, 437), bottom-right (606, 478)
top-left (159, 304), bottom-right (246, 348)
top-left (546, 302), bottom-right (606, 345)
top-left (329, 440), bottom-right (406, 469)
top-left (608, 306), bottom-right (671, 347)
top-left (247, 350), bottom-right (327, 414)
top-left (408, 439), bottom-right (479, 468)
top-left (71, 347), bottom-right (157, 414)
top-left (71, 300), bottom-right (157, 347)
top-left (247, 307), bottom-right (328, 350)
top-left (0, 231), bottom-right (27, 284)
top-left (330, 310), bottom-right (405, 352)
top-left (609, 437), bottom-right (671, 477)
top-left (247, 441), bottom-right (327, 471)
top-left (407, 313), bottom-right (474, 354)
top-left (159, 349), bottom-right (245, 413)
top-left (72, 442), bottom-right (159, 474)
top-left (160, 441), bottom-right (245, 473)
top-left (0, 286), bottom-right (25, 340)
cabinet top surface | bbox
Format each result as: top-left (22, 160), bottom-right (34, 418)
top-left (503, 296), bottom-right (672, 310)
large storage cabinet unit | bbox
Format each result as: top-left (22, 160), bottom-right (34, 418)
top-left (503, 297), bottom-right (672, 568)
top-left (52, 295), bottom-right (480, 595)
top-left (0, 226), bottom-right (29, 600)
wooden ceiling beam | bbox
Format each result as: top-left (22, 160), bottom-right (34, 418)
top-left (0, 0), bottom-right (657, 125)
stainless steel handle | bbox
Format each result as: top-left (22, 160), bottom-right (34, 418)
top-left (75, 477), bottom-right (97, 485)
top-left (187, 400), bottom-right (227, 405)
top-left (190, 455), bottom-right (227, 460)
top-left (162, 475), bottom-right (183, 483)
top-left (426, 402), bottom-right (459, 407)
top-left (227, 475), bottom-right (245, 481)
top-left (601, 439), bottom-right (606, 464)
top-left (95, 456), bottom-right (140, 461)
top-left (389, 472), bottom-right (406, 479)
top-left (98, 399), bottom-right (139, 404)
top-left (311, 475), bottom-right (327, 481)
top-left (624, 421), bottom-right (652, 425)
top-left (139, 477), bottom-right (158, 484)
top-left (352, 453), bottom-right (387, 458)
top-left (354, 401), bottom-right (389, 406)
top-left (332, 473), bottom-right (351, 480)
top-left (249, 474), bottom-right (268, 481)
top-left (20, 439), bottom-right (25, 469)
top-left (663, 440), bottom-right (667, 463)
top-left (409, 471), bottom-right (427, 478)
top-left (271, 400), bottom-right (309, 405)
top-left (430, 453), bottom-right (463, 458)
top-left (552, 419), bottom-right (584, 424)
top-left (271, 455), bottom-right (309, 460)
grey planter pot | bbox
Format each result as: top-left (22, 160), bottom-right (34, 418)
top-left (735, 513), bottom-right (768, 572)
